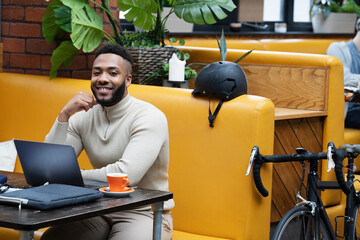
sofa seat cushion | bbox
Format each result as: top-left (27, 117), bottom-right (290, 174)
top-left (173, 230), bottom-right (230, 240)
top-left (0, 227), bottom-right (46, 240)
top-left (0, 228), bottom-right (231, 240)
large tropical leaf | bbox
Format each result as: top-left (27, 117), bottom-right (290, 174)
top-left (61, 0), bottom-right (86, 10)
top-left (50, 41), bottom-right (78, 79)
top-left (117, 0), bottom-right (157, 30)
top-left (174, 0), bottom-right (236, 25)
top-left (42, 0), bottom-right (67, 44)
top-left (54, 5), bottom-right (72, 32)
top-left (70, 4), bottom-right (104, 52)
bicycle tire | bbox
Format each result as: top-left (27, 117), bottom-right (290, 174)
top-left (272, 206), bottom-right (332, 240)
top-left (353, 204), bottom-right (360, 239)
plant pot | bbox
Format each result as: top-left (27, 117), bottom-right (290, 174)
top-left (162, 79), bottom-right (189, 88)
top-left (127, 47), bottom-right (178, 85)
top-left (312, 12), bottom-right (357, 33)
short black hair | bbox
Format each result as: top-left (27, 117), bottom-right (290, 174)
top-left (94, 43), bottom-right (133, 65)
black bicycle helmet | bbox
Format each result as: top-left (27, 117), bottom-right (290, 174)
top-left (192, 61), bottom-right (248, 127)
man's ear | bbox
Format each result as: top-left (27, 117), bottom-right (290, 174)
top-left (126, 74), bottom-right (132, 87)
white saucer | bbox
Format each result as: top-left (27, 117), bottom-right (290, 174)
top-left (99, 187), bottom-right (134, 197)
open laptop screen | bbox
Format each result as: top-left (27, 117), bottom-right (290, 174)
top-left (13, 140), bottom-right (85, 187)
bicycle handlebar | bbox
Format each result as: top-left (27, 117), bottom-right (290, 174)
top-left (248, 146), bottom-right (269, 197)
top-left (333, 144), bottom-right (360, 195)
top-left (246, 142), bottom-right (350, 197)
top-left (340, 144), bottom-right (360, 153)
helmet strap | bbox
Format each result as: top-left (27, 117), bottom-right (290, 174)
top-left (208, 96), bottom-right (223, 128)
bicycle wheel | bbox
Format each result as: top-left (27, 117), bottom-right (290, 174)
top-left (272, 206), bottom-right (332, 240)
top-left (353, 204), bottom-right (360, 239)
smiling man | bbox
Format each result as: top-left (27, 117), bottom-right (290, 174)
top-left (42, 44), bottom-right (174, 240)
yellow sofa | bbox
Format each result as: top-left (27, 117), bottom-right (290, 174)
top-left (0, 73), bottom-right (275, 240)
top-left (169, 37), bottom-right (350, 54)
top-left (179, 45), bottom-right (346, 230)
top-left (177, 36), bottom-right (359, 149)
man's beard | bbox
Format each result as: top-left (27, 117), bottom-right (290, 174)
top-left (91, 81), bottom-right (126, 107)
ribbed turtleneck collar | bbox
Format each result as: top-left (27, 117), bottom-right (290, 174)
top-left (100, 93), bottom-right (132, 121)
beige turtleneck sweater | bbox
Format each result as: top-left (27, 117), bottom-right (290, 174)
top-left (45, 94), bottom-right (174, 210)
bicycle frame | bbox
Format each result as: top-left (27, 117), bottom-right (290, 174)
top-left (341, 153), bottom-right (358, 239)
top-left (306, 158), bottom-right (337, 240)
top-left (248, 143), bottom-right (360, 239)
top-left (298, 152), bottom-right (358, 239)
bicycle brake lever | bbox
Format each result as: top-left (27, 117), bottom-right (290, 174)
top-left (327, 145), bottom-right (335, 173)
top-left (246, 147), bottom-right (257, 176)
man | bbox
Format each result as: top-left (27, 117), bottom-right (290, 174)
top-left (41, 44), bottom-right (174, 240)
top-left (327, 18), bottom-right (360, 129)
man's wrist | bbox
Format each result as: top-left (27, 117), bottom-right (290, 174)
top-left (58, 110), bottom-right (71, 122)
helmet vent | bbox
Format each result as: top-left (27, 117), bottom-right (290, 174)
top-left (227, 78), bottom-right (237, 92)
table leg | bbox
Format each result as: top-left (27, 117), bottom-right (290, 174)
top-left (19, 231), bottom-right (34, 240)
top-left (152, 201), bottom-right (164, 240)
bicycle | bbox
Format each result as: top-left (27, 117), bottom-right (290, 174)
top-left (246, 142), bottom-right (360, 240)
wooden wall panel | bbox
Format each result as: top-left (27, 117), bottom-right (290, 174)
top-left (243, 64), bottom-right (328, 111)
top-left (271, 117), bottom-right (324, 222)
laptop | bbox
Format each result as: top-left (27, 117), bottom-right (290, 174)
top-left (13, 139), bottom-right (107, 189)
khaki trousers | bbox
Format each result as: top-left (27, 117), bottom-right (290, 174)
top-left (40, 209), bottom-right (173, 240)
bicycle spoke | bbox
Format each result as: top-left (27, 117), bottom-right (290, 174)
top-left (272, 207), bottom-right (331, 240)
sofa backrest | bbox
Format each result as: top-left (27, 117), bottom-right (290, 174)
top-left (0, 75), bottom-right (94, 171)
top-left (182, 45), bottom-right (344, 143)
top-left (0, 72), bottom-right (275, 239)
top-left (170, 37), bottom-right (350, 55)
top-left (259, 38), bottom-right (349, 54)
top-left (131, 86), bottom-right (275, 239)
top-left (180, 46), bottom-right (345, 208)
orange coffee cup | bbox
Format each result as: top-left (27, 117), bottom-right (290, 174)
top-left (106, 173), bottom-right (130, 192)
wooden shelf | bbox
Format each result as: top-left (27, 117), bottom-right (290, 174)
top-left (275, 107), bottom-right (327, 120)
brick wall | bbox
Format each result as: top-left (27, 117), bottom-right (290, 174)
top-left (1, 0), bottom-right (118, 79)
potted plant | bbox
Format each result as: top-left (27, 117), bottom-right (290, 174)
top-left (310, 0), bottom-right (360, 33)
top-left (42, 0), bottom-right (237, 80)
top-left (146, 30), bottom-right (253, 89)
top-left (146, 46), bottom-right (198, 87)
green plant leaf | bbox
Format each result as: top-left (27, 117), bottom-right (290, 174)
top-left (342, 0), bottom-right (360, 16)
top-left (184, 66), bottom-right (197, 80)
top-left (216, 29), bottom-right (227, 61)
top-left (234, 48), bottom-right (254, 63)
top-left (50, 41), bottom-right (78, 79)
top-left (169, 37), bottom-right (177, 43)
top-left (183, 52), bottom-right (190, 60)
top-left (61, 0), bottom-right (85, 9)
top-left (174, 0), bottom-right (236, 25)
top-left (179, 39), bottom-right (185, 46)
top-left (117, 0), bottom-right (157, 30)
top-left (42, 0), bottom-right (66, 44)
top-left (311, 1), bottom-right (332, 19)
top-left (54, 5), bottom-right (72, 32)
top-left (70, 4), bottom-right (104, 52)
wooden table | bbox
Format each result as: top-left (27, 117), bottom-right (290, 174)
top-left (0, 171), bottom-right (173, 240)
